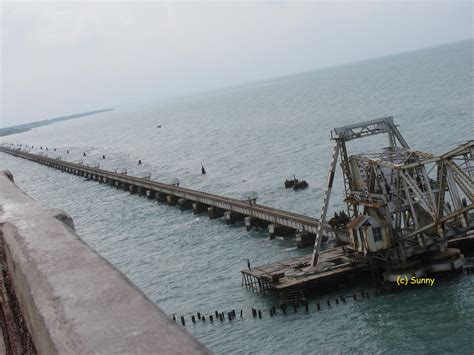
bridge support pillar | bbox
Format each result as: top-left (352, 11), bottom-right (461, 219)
top-left (167, 195), bottom-right (177, 206)
top-left (129, 185), bottom-right (137, 194)
top-left (192, 202), bottom-right (208, 215)
top-left (147, 190), bottom-right (156, 200)
top-left (224, 211), bottom-right (245, 224)
top-left (156, 193), bottom-right (167, 203)
top-left (208, 206), bottom-right (224, 219)
top-left (295, 231), bottom-right (317, 248)
top-left (268, 224), bottom-right (294, 240)
top-left (178, 198), bottom-right (193, 210)
top-left (245, 217), bottom-right (269, 231)
top-left (121, 183), bottom-right (129, 191)
top-left (137, 187), bottom-right (146, 196)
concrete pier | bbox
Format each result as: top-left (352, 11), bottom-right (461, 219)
top-left (193, 202), bottom-right (208, 215)
top-left (0, 171), bottom-right (209, 354)
top-left (295, 231), bottom-right (317, 248)
top-left (245, 216), bottom-right (269, 231)
top-left (224, 211), bottom-right (245, 224)
top-left (147, 190), bottom-right (156, 200)
top-left (178, 198), bottom-right (193, 210)
top-left (208, 206), bottom-right (225, 219)
top-left (268, 224), bottom-right (294, 239)
top-left (167, 195), bottom-right (178, 206)
top-left (156, 192), bottom-right (167, 203)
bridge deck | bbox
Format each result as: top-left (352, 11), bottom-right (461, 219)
top-left (0, 147), bottom-right (325, 235)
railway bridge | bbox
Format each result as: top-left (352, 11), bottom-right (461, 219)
top-left (0, 146), bottom-right (331, 246)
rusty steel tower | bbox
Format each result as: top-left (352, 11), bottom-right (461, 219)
top-left (311, 117), bottom-right (472, 279)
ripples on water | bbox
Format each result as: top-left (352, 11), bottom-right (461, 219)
top-left (1, 40), bottom-right (473, 353)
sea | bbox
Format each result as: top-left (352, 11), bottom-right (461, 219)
top-left (1, 39), bottom-right (473, 354)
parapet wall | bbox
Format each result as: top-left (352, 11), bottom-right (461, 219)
top-left (0, 171), bottom-right (210, 354)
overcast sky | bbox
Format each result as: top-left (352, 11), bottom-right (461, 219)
top-left (1, 1), bottom-right (472, 127)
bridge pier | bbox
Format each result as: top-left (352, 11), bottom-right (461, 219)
top-left (192, 202), bottom-right (208, 215)
top-left (178, 198), bottom-right (193, 210)
top-left (167, 195), bottom-right (178, 206)
top-left (121, 183), bottom-right (129, 191)
top-left (137, 187), bottom-right (146, 196)
top-left (224, 211), bottom-right (245, 224)
top-left (156, 193), bottom-right (167, 203)
top-left (245, 216), bottom-right (269, 231)
top-left (208, 206), bottom-right (225, 219)
top-left (146, 190), bottom-right (156, 200)
top-left (129, 185), bottom-right (137, 194)
top-left (268, 224), bottom-right (294, 240)
top-left (295, 231), bottom-right (317, 248)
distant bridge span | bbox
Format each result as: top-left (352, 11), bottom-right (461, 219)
top-left (0, 146), bottom-right (328, 242)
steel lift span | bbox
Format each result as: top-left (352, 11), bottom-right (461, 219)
top-left (311, 116), bottom-right (472, 279)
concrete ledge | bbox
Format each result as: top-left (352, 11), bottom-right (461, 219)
top-left (0, 171), bottom-right (210, 354)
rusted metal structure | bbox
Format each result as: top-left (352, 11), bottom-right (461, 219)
top-left (312, 117), bottom-right (472, 279)
top-left (243, 117), bottom-right (472, 299)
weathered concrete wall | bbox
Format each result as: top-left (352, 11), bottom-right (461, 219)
top-left (0, 171), bottom-right (210, 354)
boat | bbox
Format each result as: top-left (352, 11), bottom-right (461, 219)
top-left (284, 176), bottom-right (309, 190)
top-left (293, 180), bottom-right (308, 190)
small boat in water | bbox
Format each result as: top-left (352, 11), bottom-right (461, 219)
top-left (284, 176), bottom-right (309, 190)
top-left (284, 179), bottom-right (296, 188)
top-left (293, 180), bottom-right (308, 190)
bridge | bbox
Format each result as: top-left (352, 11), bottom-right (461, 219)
top-left (0, 146), bottom-right (329, 245)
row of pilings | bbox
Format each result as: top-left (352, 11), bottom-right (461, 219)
top-left (173, 265), bottom-right (474, 327)
top-left (172, 289), bottom-right (385, 327)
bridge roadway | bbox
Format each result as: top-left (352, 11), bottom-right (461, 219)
top-left (0, 146), bottom-right (325, 237)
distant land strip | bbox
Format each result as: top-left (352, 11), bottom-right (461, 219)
top-left (0, 108), bottom-right (114, 137)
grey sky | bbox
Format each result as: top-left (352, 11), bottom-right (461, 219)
top-left (1, 1), bottom-right (472, 127)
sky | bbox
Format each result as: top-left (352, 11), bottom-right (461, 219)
top-left (1, 1), bottom-right (472, 127)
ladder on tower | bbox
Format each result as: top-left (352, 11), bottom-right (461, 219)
top-left (401, 172), bottom-right (437, 218)
top-left (311, 142), bottom-right (340, 266)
